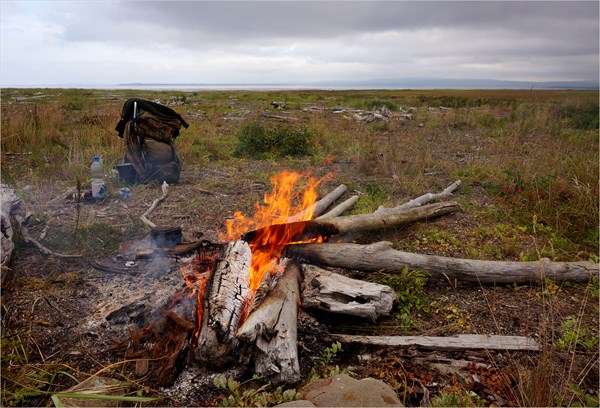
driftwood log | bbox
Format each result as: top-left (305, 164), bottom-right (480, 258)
top-left (328, 334), bottom-right (540, 351)
top-left (301, 264), bottom-right (396, 321)
top-left (285, 241), bottom-right (599, 283)
top-left (185, 179), bottom-right (596, 385)
top-left (242, 201), bottom-right (459, 244)
top-left (1, 184), bottom-right (20, 268)
top-left (237, 260), bottom-right (302, 382)
top-left (194, 240), bottom-right (252, 368)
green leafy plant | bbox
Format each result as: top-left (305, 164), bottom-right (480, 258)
top-left (373, 268), bottom-right (432, 332)
top-left (556, 316), bottom-right (599, 351)
top-left (431, 389), bottom-right (486, 407)
top-left (213, 375), bottom-right (302, 407)
top-left (309, 341), bottom-right (344, 381)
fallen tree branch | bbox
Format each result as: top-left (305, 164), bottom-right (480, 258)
top-left (328, 334), bottom-right (540, 351)
top-left (285, 241), bottom-right (599, 283)
top-left (289, 184), bottom-right (348, 222)
top-left (376, 180), bottom-right (461, 214)
top-left (140, 181), bottom-right (169, 228)
top-left (15, 214), bottom-right (82, 259)
top-left (316, 195), bottom-right (359, 220)
top-left (243, 201), bottom-right (459, 244)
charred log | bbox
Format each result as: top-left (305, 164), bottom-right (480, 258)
top-left (242, 201), bottom-right (459, 244)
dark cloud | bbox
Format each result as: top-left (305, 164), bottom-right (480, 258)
top-left (1, 1), bottom-right (598, 84)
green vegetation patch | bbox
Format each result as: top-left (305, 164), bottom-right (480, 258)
top-left (234, 122), bottom-right (313, 159)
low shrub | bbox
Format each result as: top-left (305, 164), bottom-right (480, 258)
top-left (234, 122), bottom-right (313, 159)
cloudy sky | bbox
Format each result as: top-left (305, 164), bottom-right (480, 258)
top-left (1, 1), bottom-right (598, 86)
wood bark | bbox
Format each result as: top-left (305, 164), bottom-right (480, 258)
top-left (243, 201), bottom-right (459, 244)
top-left (328, 334), bottom-right (540, 351)
top-left (301, 264), bottom-right (397, 321)
top-left (237, 260), bottom-right (302, 383)
top-left (194, 240), bottom-right (252, 368)
top-left (285, 241), bottom-right (599, 283)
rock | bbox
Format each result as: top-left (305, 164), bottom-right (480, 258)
top-left (275, 400), bottom-right (316, 407)
top-left (299, 374), bottom-right (404, 407)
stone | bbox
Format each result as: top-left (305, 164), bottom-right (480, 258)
top-left (275, 400), bottom-right (316, 407)
top-left (299, 374), bottom-right (403, 407)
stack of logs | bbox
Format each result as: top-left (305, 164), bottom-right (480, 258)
top-left (183, 180), bottom-right (597, 383)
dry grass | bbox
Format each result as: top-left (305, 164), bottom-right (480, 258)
top-left (1, 87), bottom-right (598, 407)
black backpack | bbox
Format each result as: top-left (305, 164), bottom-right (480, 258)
top-left (115, 98), bottom-right (189, 184)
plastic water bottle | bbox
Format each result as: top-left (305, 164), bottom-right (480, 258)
top-left (90, 156), bottom-right (106, 199)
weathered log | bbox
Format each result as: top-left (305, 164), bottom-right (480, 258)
top-left (237, 260), bottom-right (302, 383)
top-left (194, 240), bottom-right (252, 368)
top-left (316, 195), bottom-right (359, 220)
top-left (329, 334), bottom-right (540, 351)
top-left (301, 264), bottom-right (397, 321)
top-left (288, 184), bottom-right (348, 222)
top-left (1, 184), bottom-right (21, 268)
top-left (243, 201), bottom-right (459, 244)
top-left (375, 180), bottom-right (461, 214)
top-left (285, 241), bottom-right (599, 283)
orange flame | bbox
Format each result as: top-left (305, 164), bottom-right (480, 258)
top-left (218, 171), bottom-right (328, 303)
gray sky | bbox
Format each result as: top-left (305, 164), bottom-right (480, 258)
top-left (1, 1), bottom-right (598, 86)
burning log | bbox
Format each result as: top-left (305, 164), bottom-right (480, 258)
top-left (194, 240), bottom-right (252, 368)
top-left (301, 264), bottom-right (396, 322)
top-left (237, 260), bottom-right (302, 383)
top-left (286, 241), bottom-right (599, 284)
top-left (242, 201), bottom-right (459, 244)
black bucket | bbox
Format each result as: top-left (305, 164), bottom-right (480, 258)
top-left (150, 225), bottom-right (183, 248)
top-left (115, 163), bottom-right (138, 184)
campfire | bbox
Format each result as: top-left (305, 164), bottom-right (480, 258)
top-left (105, 170), bottom-right (596, 387)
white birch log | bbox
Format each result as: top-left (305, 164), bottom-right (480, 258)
top-left (302, 264), bottom-right (397, 321)
top-left (237, 260), bottom-right (302, 383)
top-left (285, 241), bottom-right (599, 284)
